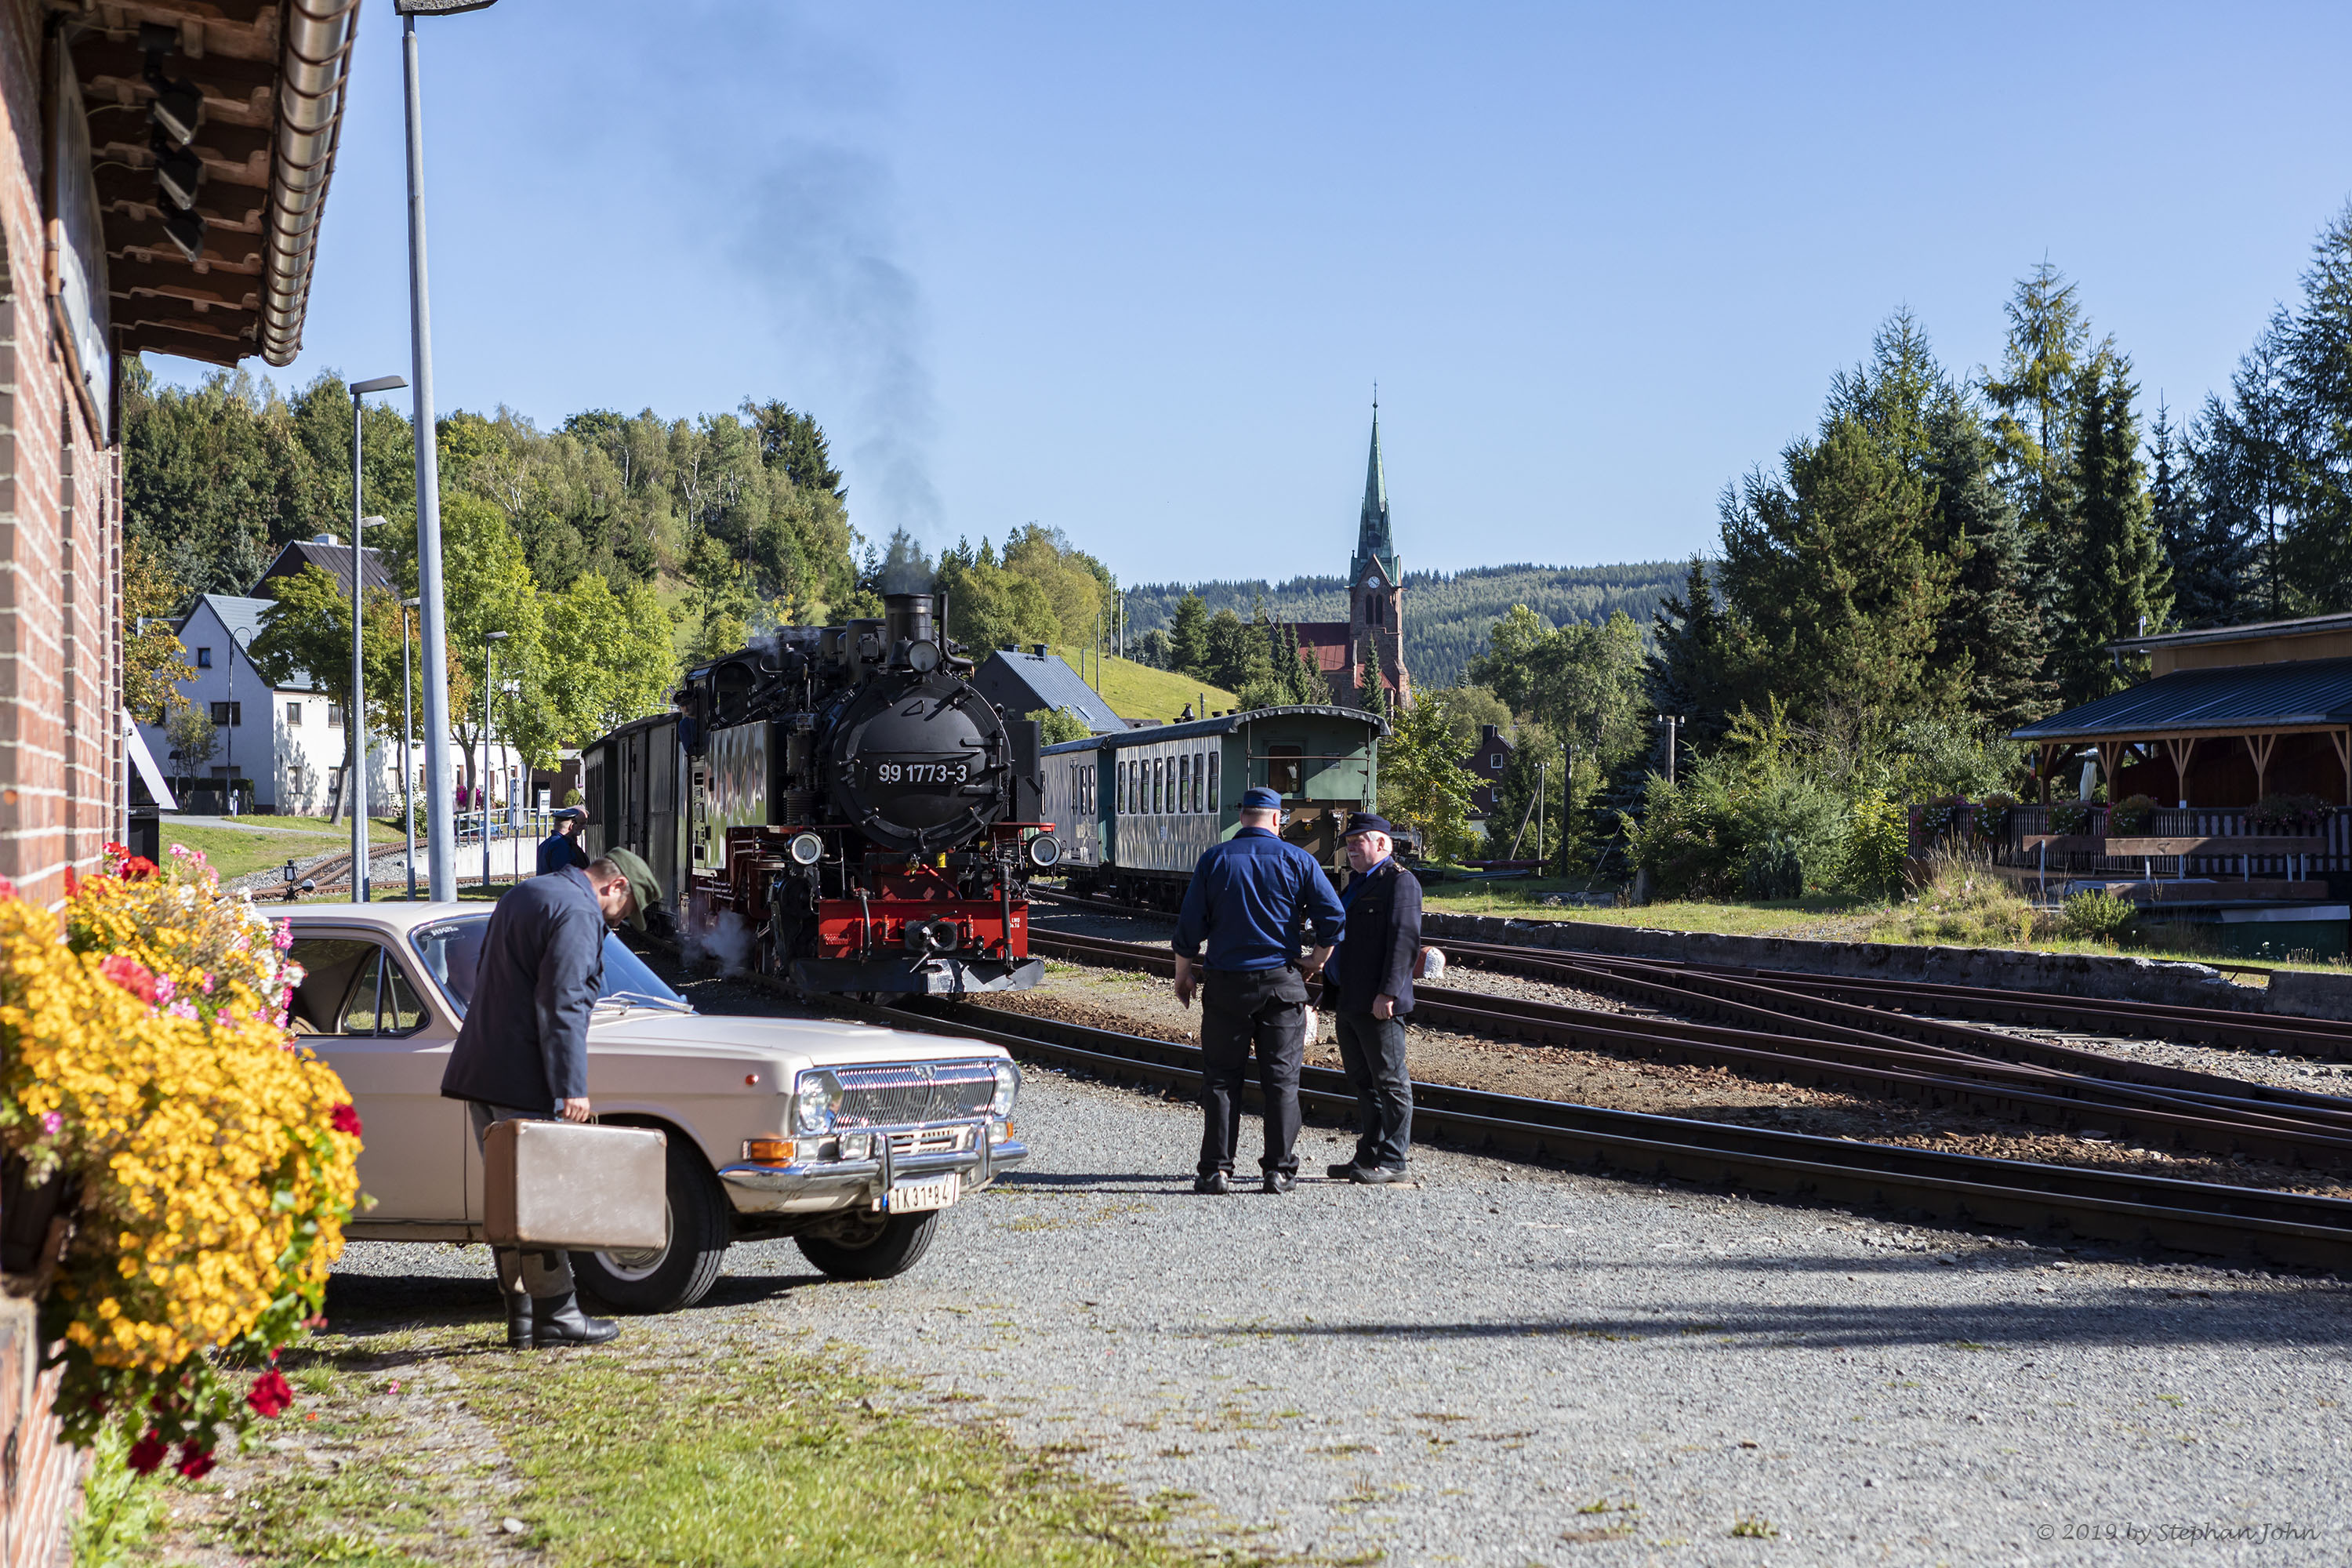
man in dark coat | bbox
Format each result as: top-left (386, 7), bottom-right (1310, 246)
top-left (1324, 812), bottom-right (1421, 1184)
top-left (536, 808), bottom-right (590, 876)
top-left (441, 856), bottom-right (643, 1348)
top-left (1173, 786), bottom-right (1345, 1194)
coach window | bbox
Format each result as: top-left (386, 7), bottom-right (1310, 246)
top-left (1268, 744), bottom-right (1304, 797)
top-left (1178, 755), bottom-right (1190, 814)
top-left (1192, 751), bottom-right (1206, 812)
top-left (1154, 757), bottom-right (1165, 815)
top-left (1207, 753), bottom-right (1220, 814)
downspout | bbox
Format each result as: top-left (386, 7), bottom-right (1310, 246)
top-left (260, 0), bottom-right (363, 365)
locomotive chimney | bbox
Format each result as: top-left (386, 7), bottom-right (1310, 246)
top-left (884, 592), bottom-right (935, 654)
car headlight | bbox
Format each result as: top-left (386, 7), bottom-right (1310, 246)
top-left (1026, 833), bottom-right (1062, 869)
top-left (787, 830), bottom-right (823, 866)
top-left (793, 1069), bottom-right (841, 1134)
top-left (989, 1060), bottom-right (1020, 1116)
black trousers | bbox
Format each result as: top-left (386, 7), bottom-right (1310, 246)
top-left (1197, 965), bottom-right (1308, 1177)
top-left (1334, 1010), bottom-right (1414, 1171)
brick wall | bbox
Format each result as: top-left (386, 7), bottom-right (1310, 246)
top-left (0, 0), bottom-right (123, 909)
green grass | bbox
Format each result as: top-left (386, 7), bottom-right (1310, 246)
top-left (1048, 648), bottom-right (1236, 724)
top-left (124, 1321), bottom-right (1221, 1568)
top-left (155, 816), bottom-right (407, 883)
top-left (476, 1348), bottom-right (1206, 1566)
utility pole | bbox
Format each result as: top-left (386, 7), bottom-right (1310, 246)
top-left (349, 378), bottom-right (405, 902)
top-left (401, 597), bottom-right (419, 900)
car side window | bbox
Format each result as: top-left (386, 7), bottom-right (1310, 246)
top-left (286, 937), bottom-right (431, 1038)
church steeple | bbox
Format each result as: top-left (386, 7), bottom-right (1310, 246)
top-left (1352, 398), bottom-right (1399, 586)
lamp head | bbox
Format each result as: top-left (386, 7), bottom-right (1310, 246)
top-left (350, 375), bottom-right (406, 396)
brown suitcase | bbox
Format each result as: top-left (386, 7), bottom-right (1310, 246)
top-left (482, 1119), bottom-right (669, 1250)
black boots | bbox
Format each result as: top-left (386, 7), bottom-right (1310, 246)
top-left (531, 1292), bottom-right (620, 1347)
top-left (506, 1290), bottom-right (619, 1348)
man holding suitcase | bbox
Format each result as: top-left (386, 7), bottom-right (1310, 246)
top-left (441, 855), bottom-right (648, 1348)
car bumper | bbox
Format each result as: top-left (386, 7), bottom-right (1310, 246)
top-left (717, 1124), bottom-right (1029, 1214)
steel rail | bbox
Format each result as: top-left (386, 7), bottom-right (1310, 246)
top-left (1028, 930), bottom-right (2352, 1168)
top-left (862, 994), bottom-right (2352, 1271)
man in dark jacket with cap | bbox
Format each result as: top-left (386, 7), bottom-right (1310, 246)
top-left (1325, 812), bottom-right (1421, 1183)
top-left (1173, 786), bottom-right (1346, 1194)
top-left (536, 808), bottom-right (590, 876)
top-left (441, 855), bottom-right (648, 1348)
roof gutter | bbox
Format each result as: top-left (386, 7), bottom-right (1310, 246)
top-left (260, 0), bottom-right (362, 366)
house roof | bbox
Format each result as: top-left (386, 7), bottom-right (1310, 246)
top-left (251, 537), bottom-right (397, 598)
top-left (2010, 657), bottom-right (2352, 743)
top-left (971, 650), bottom-right (1126, 733)
top-left (1292, 621), bottom-right (1355, 673)
top-left (2107, 611), bottom-right (2352, 653)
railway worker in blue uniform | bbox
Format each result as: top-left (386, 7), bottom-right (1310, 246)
top-left (1172, 786), bottom-right (1345, 1194)
top-left (1325, 812), bottom-right (1421, 1184)
top-left (536, 808), bottom-right (590, 877)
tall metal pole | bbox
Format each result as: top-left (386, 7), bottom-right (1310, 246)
top-left (401, 599), bottom-right (418, 899)
top-left (350, 394), bottom-right (368, 900)
top-left (483, 630), bottom-right (506, 885)
top-left (405, 10), bottom-right (458, 902)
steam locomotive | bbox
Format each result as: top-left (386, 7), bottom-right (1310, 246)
top-left (580, 590), bottom-right (1056, 996)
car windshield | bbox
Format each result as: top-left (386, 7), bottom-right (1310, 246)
top-left (409, 914), bottom-right (690, 1017)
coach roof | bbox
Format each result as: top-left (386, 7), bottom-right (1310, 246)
top-left (1040, 705), bottom-right (1388, 756)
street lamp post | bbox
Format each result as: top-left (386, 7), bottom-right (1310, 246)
top-left (483, 629), bottom-right (507, 887)
top-left (394, 0), bottom-right (501, 902)
top-left (225, 626), bottom-right (251, 814)
top-left (401, 596), bottom-right (420, 900)
top-left (348, 376), bottom-right (405, 902)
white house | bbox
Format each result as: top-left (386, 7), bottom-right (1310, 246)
top-left (142, 538), bottom-right (528, 818)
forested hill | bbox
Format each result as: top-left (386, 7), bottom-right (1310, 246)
top-left (1122, 561), bottom-right (1683, 690)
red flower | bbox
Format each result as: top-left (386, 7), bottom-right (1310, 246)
top-left (329, 1104), bottom-right (363, 1138)
top-left (125, 1432), bottom-right (167, 1474)
top-left (62, 866), bottom-right (78, 897)
top-left (176, 1443), bottom-right (216, 1479)
top-left (118, 855), bottom-right (158, 880)
top-left (246, 1369), bottom-right (294, 1418)
top-left (99, 954), bottom-right (159, 1005)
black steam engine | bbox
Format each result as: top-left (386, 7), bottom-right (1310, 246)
top-left (595, 590), bottom-right (1057, 996)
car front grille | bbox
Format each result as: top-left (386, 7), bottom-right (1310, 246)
top-left (833, 1060), bottom-right (996, 1128)
top-left (888, 1127), bottom-right (967, 1156)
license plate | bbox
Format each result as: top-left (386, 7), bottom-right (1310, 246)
top-left (884, 1173), bottom-right (960, 1214)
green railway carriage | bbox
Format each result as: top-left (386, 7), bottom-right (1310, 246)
top-left (1040, 705), bottom-right (1388, 907)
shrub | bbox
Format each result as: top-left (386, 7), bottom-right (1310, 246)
top-left (2049, 800), bottom-right (2096, 836)
top-left (2060, 889), bottom-right (2138, 942)
top-left (1624, 758), bottom-right (1843, 901)
top-left (2248, 793), bottom-right (2328, 833)
top-left (2109, 793), bottom-right (2158, 834)
top-left (1843, 789), bottom-right (1910, 895)
top-left (1741, 833), bottom-right (1805, 900)
top-left (1895, 851), bottom-right (2042, 947)
top-left (0, 844), bottom-right (360, 1475)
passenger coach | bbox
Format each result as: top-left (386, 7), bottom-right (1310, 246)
top-left (1042, 706), bottom-right (1387, 906)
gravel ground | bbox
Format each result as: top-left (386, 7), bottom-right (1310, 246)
top-left (332, 1051), bottom-right (2351, 1568)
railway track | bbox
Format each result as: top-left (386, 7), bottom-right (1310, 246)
top-left (1032, 886), bottom-right (2352, 1057)
top-left (862, 989), bottom-right (2352, 1272)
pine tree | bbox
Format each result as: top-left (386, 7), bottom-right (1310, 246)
top-left (1645, 557), bottom-right (1748, 753)
top-left (2056, 352), bottom-right (2171, 706)
top-left (2152, 400), bottom-right (2245, 630)
top-left (1356, 633), bottom-right (1390, 723)
top-left (1982, 263), bottom-right (2093, 540)
top-left (1925, 395), bottom-right (2052, 731)
top-left (2198, 314), bottom-right (2299, 617)
top-left (1169, 592), bottom-right (1210, 677)
top-left (2282, 203), bottom-right (2352, 609)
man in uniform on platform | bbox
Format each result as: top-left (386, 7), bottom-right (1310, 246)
top-left (1326, 812), bottom-right (1421, 1184)
top-left (440, 852), bottom-right (656, 1348)
top-left (1173, 785), bottom-right (1346, 1193)
top-left (536, 807), bottom-right (590, 876)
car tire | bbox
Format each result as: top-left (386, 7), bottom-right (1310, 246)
top-left (569, 1137), bottom-right (730, 1313)
top-left (797, 1209), bottom-right (941, 1281)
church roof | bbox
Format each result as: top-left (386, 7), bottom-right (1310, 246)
top-left (1352, 406), bottom-right (1401, 586)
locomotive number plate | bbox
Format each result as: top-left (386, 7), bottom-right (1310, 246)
top-left (868, 756), bottom-right (973, 789)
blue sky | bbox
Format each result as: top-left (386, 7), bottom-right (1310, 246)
top-left (151, 2), bottom-right (2352, 586)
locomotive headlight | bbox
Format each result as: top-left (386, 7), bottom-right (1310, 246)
top-left (989, 1060), bottom-right (1021, 1117)
top-left (1026, 833), bottom-right (1063, 869)
top-left (907, 638), bottom-right (943, 673)
top-left (787, 830), bottom-right (824, 866)
top-left (793, 1069), bottom-right (842, 1134)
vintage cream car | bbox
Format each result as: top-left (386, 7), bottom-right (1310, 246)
top-left (283, 901), bottom-right (1026, 1312)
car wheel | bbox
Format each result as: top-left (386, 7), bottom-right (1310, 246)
top-left (569, 1137), bottom-right (729, 1312)
top-left (796, 1209), bottom-right (941, 1281)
